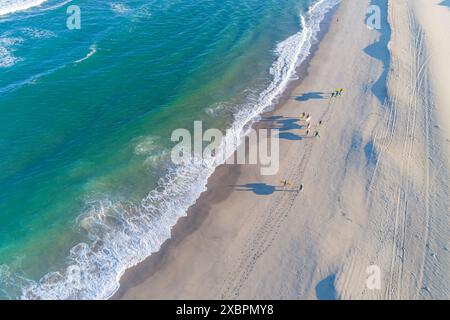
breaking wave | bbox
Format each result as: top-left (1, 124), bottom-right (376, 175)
top-left (8, 0), bottom-right (341, 300)
top-left (0, 0), bottom-right (49, 17)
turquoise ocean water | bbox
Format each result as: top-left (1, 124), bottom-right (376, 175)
top-left (0, 0), bottom-right (339, 299)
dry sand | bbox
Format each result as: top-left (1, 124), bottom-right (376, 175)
top-left (114, 0), bottom-right (450, 299)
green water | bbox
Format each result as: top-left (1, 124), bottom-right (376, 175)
top-left (0, 0), bottom-right (336, 299)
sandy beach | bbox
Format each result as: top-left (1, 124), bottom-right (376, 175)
top-left (114, 0), bottom-right (450, 300)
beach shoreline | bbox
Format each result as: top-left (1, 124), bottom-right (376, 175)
top-left (111, 1), bottom-right (341, 300)
top-left (112, 0), bottom-right (348, 300)
top-left (114, 0), bottom-right (450, 300)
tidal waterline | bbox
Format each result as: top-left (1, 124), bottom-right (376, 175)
top-left (0, 0), bottom-right (337, 299)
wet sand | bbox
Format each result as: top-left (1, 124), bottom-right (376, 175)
top-left (114, 0), bottom-right (450, 299)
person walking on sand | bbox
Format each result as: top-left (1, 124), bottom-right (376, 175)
top-left (280, 180), bottom-right (291, 188)
top-left (305, 129), bottom-right (310, 137)
top-left (318, 120), bottom-right (323, 126)
top-left (305, 114), bottom-right (311, 122)
top-left (314, 131), bottom-right (321, 138)
top-left (338, 88), bottom-right (344, 96)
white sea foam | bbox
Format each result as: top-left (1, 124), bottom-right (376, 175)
top-left (20, 27), bottom-right (56, 39)
top-left (0, 0), bottom-right (49, 17)
top-left (133, 136), bottom-right (159, 156)
top-left (143, 150), bottom-right (170, 168)
top-left (38, 0), bottom-right (72, 12)
top-left (110, 3), bottom-right (132, 15)
top-left (0, 28), bottom-right (55, 69)
top-left (15, 0), bottom-right (341, 300)
top-left (205, 101), bottom-right (233, 116)
top-left (0, 36), bottom-right (24, 68)
top-left (74, 44), bottom-right (97, 64)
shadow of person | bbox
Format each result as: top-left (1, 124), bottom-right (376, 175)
top-left (232, 183), bottom-right (299, 195)
top-left (260, 115), bottom-right (285, 122)
top-left (233, 183), bottom-right (277, 195)
top-left (276, 118), bottom-right (303, 131)
top-left (278, 132), bottom-right (303, 141)
top-left (295, 92), bottom-right (327, 102)
top-left (257, 117), bottom-right (304, 132)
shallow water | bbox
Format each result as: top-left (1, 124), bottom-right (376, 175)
top-left (0, 0), bottom-right (338, 299)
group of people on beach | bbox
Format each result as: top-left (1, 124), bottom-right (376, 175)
top-left (300, 112), bottom-right (322, 138)
top-left (279, 88), bottom-right (345, 191)
top-left (280, 180), bottom-right (304, 192)
top-left (298, 87), bottom-right (344, 138)
top-left (331, 88), bottom-right (344, 98)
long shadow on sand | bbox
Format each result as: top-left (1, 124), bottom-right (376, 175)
top-left (260, 117), bottom-right (303, 130)
top-left (363, 0), bottom-right (392, 105)
top-left (259, 116), bottom-right (306, 140)
top-left (277, 118), bottom-right (303, 131)
top-left (277, 118), bottom-right (306, 140)
top-left (260, 115), bottom-right (286, 122)
top-left (315, 274), bottom-right (337, 300)
top-left (295, 92), bottom-right (328, 102)
top-left (232, 183), bottom-right (298, 195)
top-left (278, 132), bottom-right (303, 141)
